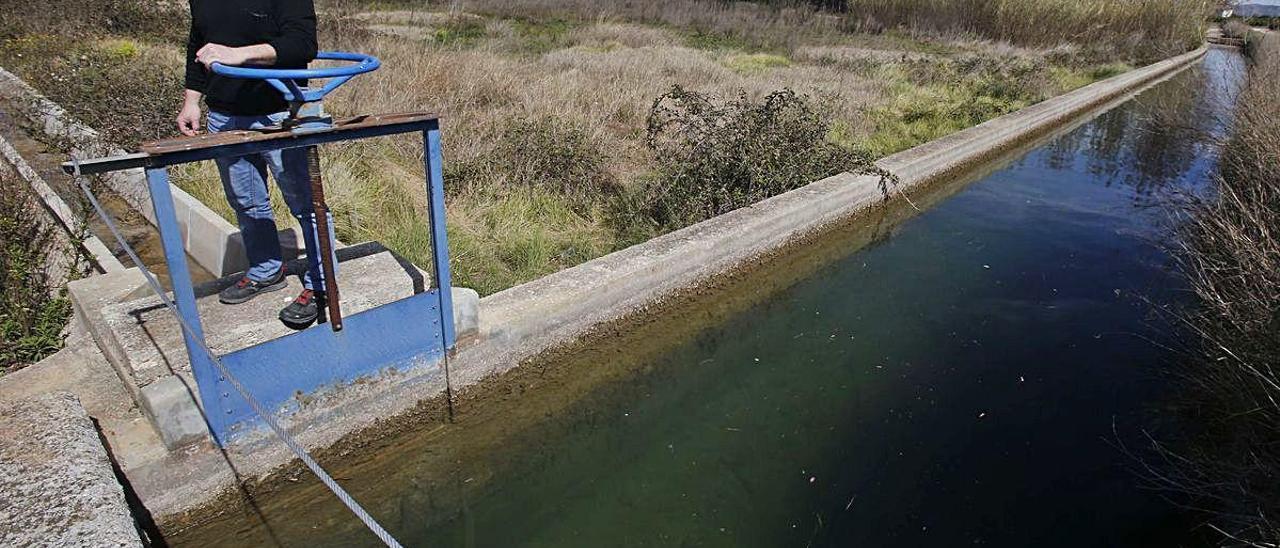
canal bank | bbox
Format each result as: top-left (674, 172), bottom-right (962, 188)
top-left (159, 46), bottom-right (1243, 545)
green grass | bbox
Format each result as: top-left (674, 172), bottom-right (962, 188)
top-left (849, 55), bottom-right (1131, 158)
top-left (723, 53), bottom-right (791, 73)
top-left (448, 189), bottom-right (615, 295)
top-left (509, 17), bottom-right (575, 53)
top-left (432, 16), bottom-right (488, 46)
top-left (685, 29), bottom-right (756, 51)
top-left (857, 83), bottom-right (1029, 157)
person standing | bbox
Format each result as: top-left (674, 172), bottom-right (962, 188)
top-left (177, 0), bottom-right (335, 327)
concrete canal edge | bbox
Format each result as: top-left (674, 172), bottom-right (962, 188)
top-left (0, 392), bottom-right (143, 547)
top-left (132, 46), bottom-right (1208, 529)
top-left (0, 128), bottom-right (124, 275)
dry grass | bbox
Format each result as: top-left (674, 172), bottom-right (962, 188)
top-left (1156, 33), bottom-right (1280, 546)
top-left (1222, 19), bottom-right (1253, 40)
top-left (839, 0), bottom-right (1208, 62)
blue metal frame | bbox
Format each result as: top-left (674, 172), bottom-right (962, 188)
top-left (144, 120), bottom-right (454, 446)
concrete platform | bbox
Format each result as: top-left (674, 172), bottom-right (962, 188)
top-left (0, 392), bottom-right (142, 547)
top-left (71, 243), bottom-right (479, 448)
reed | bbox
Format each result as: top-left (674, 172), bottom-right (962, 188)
top-left (835, 0), bottom-right (1208, 62)
top-left (1158, 32), bottom-right (1280, 545)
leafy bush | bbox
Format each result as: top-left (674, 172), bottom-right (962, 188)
top-left (630, 86), bottom-right (889, 232)
top-left (0, 169), bottom-right (72, 372)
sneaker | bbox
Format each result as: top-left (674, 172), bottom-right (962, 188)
top-left (279, 289), bottom-right (321, 329)
top-left (218, 271), bottom-right (286, 305)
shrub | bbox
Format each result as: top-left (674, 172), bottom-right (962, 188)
top-left (432, 14), bottom-right (489, 47)
top-left (1222, 19), bottom-right (1252, 40)
top-left (0, 168), bottom-right (72, 372)
top-left (631, 86), bottom-right (889, 232)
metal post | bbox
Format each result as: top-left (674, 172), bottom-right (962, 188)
top-left (423, 125), bottom-right (456, 350)
top-left (145, 168), bottom-right (227, 445)
top-left (305, 145), bottom-right (343, 331)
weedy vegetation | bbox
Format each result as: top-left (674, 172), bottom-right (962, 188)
top-left (0, 165), bottom-right (73, 373)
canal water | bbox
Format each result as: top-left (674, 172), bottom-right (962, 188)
top-left (173, 48), bottom-right (1246, 547)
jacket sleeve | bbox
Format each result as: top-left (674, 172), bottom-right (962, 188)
top-left (184, 5), bottom-right (207, 92)
top-left (268, 0), bottom-right (318, 67)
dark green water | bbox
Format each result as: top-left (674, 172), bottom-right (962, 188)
top-left (406, 50), bottom-right (1244, 547)
top-left (173, 49), bottom-right (1248, 547)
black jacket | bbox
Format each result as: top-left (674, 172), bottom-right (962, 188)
top-left (185, 0), bottom-right (318, 115)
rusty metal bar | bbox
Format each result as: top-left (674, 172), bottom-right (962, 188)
top-left (305, 146), bottom-right (343, 331)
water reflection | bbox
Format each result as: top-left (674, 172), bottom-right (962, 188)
top-left (1032, 49), bottom-right (1246, 201)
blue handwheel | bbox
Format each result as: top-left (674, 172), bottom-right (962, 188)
top-left (211, 51), bottom-right (380, 104)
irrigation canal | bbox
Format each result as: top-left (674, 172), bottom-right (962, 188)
top-left (173, 47), bottom-right (1246, 547)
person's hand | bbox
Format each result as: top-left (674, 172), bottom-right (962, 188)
top-left (195, 43), bottom-right (250, 70)
top-left (177, 100), bottom-right (202, 136)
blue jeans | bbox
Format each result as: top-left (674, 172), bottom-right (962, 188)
top-left (207, 110), bottom-right (337, 292)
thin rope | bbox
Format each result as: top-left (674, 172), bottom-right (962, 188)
top-left (75, 176), bottom-right (405, 548)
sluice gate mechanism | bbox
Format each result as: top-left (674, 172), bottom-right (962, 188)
top-left (63, 52), bottom-right (457, 448)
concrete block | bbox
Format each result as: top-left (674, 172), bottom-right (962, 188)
top-left (67, 268), bottom-right (149, 400)
top-left (139, 375), bottom-right (209, 450)
top-left (102, 248), bottom-right (437, 390)
top-left (172, 185), bottom-right (242, 276)
top-left (185, 200), bottom-right (237, 277)
top-left (172, 187), bottom-right (193, 248)
top-left (0, 391), bottom-right (142, 547)
top-left (452, 287), bottom-right (480, 341)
